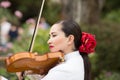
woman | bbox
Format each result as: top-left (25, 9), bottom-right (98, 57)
top-left (41, 20), bottom-right (96, 80)
top-left (17, 19), bottom-right (96, 80)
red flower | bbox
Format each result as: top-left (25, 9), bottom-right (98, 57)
top-left (79, 32), bottom-right (96, 54)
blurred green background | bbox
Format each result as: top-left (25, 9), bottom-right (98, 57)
top-left (0, 0), bottom-right (120, 80)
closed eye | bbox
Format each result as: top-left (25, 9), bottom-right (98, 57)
top-left (48, 34), bottom-right (57, 39)
top-left (52, 34), bottom-right (57, 37)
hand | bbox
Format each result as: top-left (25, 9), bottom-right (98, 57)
top-left (16, 72), bottom-right (24, 80)
top-left (24, 70), bottom-right (33, 75)
top-left (16, 71), bottom-right (34, 80)
top-left (23, 69), bottom-right (46, 75)
top-left (16, 69), bottom-right (46, 80)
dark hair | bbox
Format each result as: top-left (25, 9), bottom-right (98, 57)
top-left (56, 20), bottom-right (91, 80)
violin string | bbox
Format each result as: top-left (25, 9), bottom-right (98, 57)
top-left (28, 0), bottom-right (46, 52)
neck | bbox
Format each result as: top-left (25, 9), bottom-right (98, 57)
top-left (62, 49), bottom-right (75, 55)
top-left (61, 44), bottom-right (76, 55)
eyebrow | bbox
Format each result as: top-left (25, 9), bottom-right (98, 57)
top-left (48, 32), bottom-right (56, 36)
top-left (49, 32), bottom-right (56, 35)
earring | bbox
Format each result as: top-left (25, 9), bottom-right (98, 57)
top-left (59, 56), bottom-right (65, 62)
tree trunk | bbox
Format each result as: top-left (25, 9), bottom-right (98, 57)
top-left (81, 0), bottom-right (105, 25)
top-left (61, 0), bottom-right (81, 24)
top-left (61, 0), bottom-right (105, 25)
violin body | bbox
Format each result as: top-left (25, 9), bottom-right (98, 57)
top-left (6, 52), bottom-right (63, 74)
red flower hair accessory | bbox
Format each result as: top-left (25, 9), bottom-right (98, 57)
top-left (79, 32), bottom-right (97, 54)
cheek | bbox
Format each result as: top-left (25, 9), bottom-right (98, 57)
top-left (55, 37), bottom-right (67, 48)
top-left (54, 37), bottom-right (64, 45)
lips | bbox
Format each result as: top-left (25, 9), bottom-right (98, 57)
top-left (49, 46), bottom-right (54, 49)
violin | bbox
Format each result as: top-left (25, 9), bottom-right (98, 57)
top-left (6, 52), bottom-right (64, 75)
top-left (5, 0), bottom-right (62, 77)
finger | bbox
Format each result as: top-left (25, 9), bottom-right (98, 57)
top-left (25, 70), bottom-right (33, 75)
top-left (34, 52), bottom-right (38, 55)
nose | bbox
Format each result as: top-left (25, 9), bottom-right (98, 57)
top-left (47, 38), bottom-right (52, 44)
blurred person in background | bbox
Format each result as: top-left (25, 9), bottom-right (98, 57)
top-left (0, 17), bottom-right (11, 46)
top-left (0, 17), bottom-right (11, 52)
top-left (6, 24), bottom-right (23, 50)
top-left (39, 17), bottom-right (49, 30)
top-left (8, 24), bottom-right (19, 42)
top-left (26, 18), bottom-right (36, 36)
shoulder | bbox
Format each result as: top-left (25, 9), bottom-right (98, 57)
top-left (41, 53), bottom-right (84, 80)
top-left (50, 55), bottom-right (84, 73)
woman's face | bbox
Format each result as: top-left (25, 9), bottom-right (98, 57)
top-left (47, 23), bottom-right (70, 53)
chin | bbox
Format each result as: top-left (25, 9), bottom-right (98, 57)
top-left (50, 49), bottom-right (59, 53)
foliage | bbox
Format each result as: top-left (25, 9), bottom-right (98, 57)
top-left (43, 1), bottom-right (62, 25)
top-left (7, 0), bottom-right (61, 24)
top-left (33, 29), bottom-right (49, 54)
top-left (0, 68), bottom-right (17, 80)
top-left (11, 24), bottom-right (50, 54)
top-left (103, 0), bottom-right (120, 13)
top-left (103, 10), bottom-right (120, 23)
top-left (95, 71), bottom-right (120, 80)
top-left (92, 9), bottom-right (120, 76)
top-left (0, 8), bottom-right (19, 25)
top-left (11, 25), bottom-right (32, 53)
top-left (8, 0), bottom-right (41, 21)
top-left (81, 19), bottom-right (120, 78)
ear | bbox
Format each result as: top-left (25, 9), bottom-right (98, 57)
top-left (67, 35), bottom-right (74, 45)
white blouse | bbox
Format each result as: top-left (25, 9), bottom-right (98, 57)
top-left (41, 51), bottom-right (84, 80)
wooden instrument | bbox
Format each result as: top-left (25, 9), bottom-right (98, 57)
top-left (5, 52), bottom-right (64, 75)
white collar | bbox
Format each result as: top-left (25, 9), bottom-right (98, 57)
top-left (64, 51), bottom-right (80, 61)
